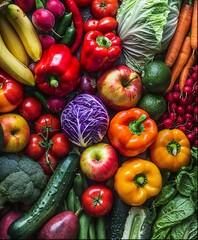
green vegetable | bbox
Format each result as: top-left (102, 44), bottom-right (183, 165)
top-left (167, 214), bottom-right (198, 240)
top-left (67, 188), bottom-right (75, 212)
top-left (88, 218), bottom-right (96, 240)
top-left (78, 212), bottom-right (92, 239)
top-left (116, 0), bottom-right (182, 72)
top-left (7, 149), bottom-right (80, 239)
top-left (106, 191), bottom-right (131, 239)
top-left (151, 194), bottom-right (195, 239)
top-left (96, 216), bottom-right (106, 240)
top-left (28, 88), bottom-right (49, 112)
top-left (122, 206), bottom-right (152, 240)
top-left (0, 154), bottom-right (47, 209)
top-left (60, 22), bottom-right (76, 47)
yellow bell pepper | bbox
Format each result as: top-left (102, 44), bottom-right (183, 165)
top-left (150, 129), bottom-right (191, 172)
top-left (114, 158), bottom-right (162, 206)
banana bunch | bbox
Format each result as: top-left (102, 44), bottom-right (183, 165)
top-left (0, 4), bottom-right (42, 86)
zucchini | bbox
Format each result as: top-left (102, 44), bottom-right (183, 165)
top-left (106, 191), bottom-right (152, 239)
top-left (8, 148), bottom-right (80, 239)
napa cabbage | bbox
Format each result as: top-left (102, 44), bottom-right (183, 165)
top-left (116, 0), bottom-right (182, 73)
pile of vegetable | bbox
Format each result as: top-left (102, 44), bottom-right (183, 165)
top-left (0, 0), bottom-right (197, 239)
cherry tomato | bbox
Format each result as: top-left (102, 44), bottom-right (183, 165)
top-left (50, 133), bottom-right (71, 159)
top-left (97, 16), bottom-right (118, 33)
top-left (81, 184), bottom-right (113, 217)
top-left (74, 0), bottom-right (93, 7)
top-left (0, 69), bottom-right (24, 113)
top-left (18, 96), bottom-right (43, 121)
top-left (84, 19), bottom-right (99, 32)
top-left (35, 113), bottom-right (61, 138)
top-left (91, 0), bottom-right (119, 19)
top-left (38, 151), bottom-right (59, 175)
top-left (23, 134), bottom-right (45, 160)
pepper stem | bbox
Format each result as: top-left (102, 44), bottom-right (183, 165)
top-left (96, 36), bottom-right (112, 48)
top-left (129, 114), bottom-right (147, 135)
top-left (49, 76), bottom-right (59, 88)
top-left (167, 140), bottom-right (181, 156)
top-left (134, 173), bottom-right (147, 187)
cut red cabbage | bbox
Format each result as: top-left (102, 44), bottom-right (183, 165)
top-left (61, 94), bottom-right (110, 147)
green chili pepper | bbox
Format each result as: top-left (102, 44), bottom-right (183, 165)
top-left (60, 21), bottom-right (76, 47)
top-left (35, 0), bottom-right (45, 9)
top-left (54, 12), bottom-right (73, 41)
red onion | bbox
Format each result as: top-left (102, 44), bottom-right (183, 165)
top-left (47, 96), bottom-right (67, 113)
top-left (78, 75), bottom-right (97, 95)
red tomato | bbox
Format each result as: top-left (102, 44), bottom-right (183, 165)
top-left (81, 184), bottom-right (113, 217)
top-left (23, 134), bottom-right (45, 160)
top-left (91, 0), bottom-right (119, 18)
top-left (84, 19), bottom-right (99, 32)
top-left (50, 133), bottom-right (71, 159)
top-left (74, 0), bottom-right (93, 7)
top-left (38, 151), bottom-right (59, 175)
top-left (0, 70), bottom-right (24, 113)
top-left (18, 96), bottom-right (43, 121)
top-left (35, 113), bottom-right (61, 138)
top-left (97, 16), bottom-right (118, 33)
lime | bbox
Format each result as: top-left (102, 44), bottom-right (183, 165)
top-left (138, 93), bottom-right (167, 121)
top-left (0, 123), bottom-right (4, 152)
top-left (142, 61), bottom-right (171, 94)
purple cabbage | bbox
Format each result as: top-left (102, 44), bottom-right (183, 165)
top-left (61, 94), bottom-right (110, 147)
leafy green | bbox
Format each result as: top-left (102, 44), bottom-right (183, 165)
top-left (151, 194), bottom-right (195, 239)
top-left (167, 214), bottom-right (198, 240)
top-left (116, 0), bottom-right (182, 72)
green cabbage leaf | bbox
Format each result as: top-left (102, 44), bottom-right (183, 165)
top-left (116, 0), bottom-right (182, 72)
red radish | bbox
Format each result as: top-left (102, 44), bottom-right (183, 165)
top-left (46, 0), bottom-right (65, 19)
top-left (191, 72), bottom-right (198, 82)
top-left (193, 65), bottom-right (198, 73)
top-left (184, 113), bottom-right (194, 122)
top-left (37, 211), bottom-right (80, 239)
top-left (193, 139), bottom-right (198, 147)
top-left (162, 118), bottom-right (174, 129)
top-left (186, 104), bottom-right (194, 113)
top-left (39, 34), bottom-right (55, 50)
top-left (176, 106), bottom-right (185, 115)
top-left (185, 78), bottom-right (194, 87)
top-left (13, 0), bottom-right (35, 12)
top-left (173, 83), bottom-right (180, 92)
top-left (172, 92), bottom-right (180, 101)
top-left (169, 102), bottom-right (177, 112)
top-left (178, 96), bottom-right (188, 106)
top-left (177, 125), bottom-right (187, 133)
top-left (165, 92), bottom-right (174, 103)
top-left (47, 96), bottom-right (67, 113)
top-left (0, 210), bottom-right (22, 240)
top-left (194, 126), bottom-right (198, 135)
top-left (78, 75), bottom-right (97, 95)
top-left (176, 115), bottom-right (185, 124)
top-left (32, 8), bottom-right (55, 32)
top-left (186, 133), bottom-right (195, 144)
top-left (169, 112), bottom-right (177, 121)
top-left (186, 121), bottom-right (194, 130)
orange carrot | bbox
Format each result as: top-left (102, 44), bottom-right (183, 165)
top-left (165, 36), bottom-right (192, 93)
top-left (165, 1), bottom-right (193, 68)
top-left (191, 0), bottom-right (198, 51)
top-left (179, 51), bottom-right (197, 93)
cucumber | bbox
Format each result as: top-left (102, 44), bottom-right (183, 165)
top-left (0, 123), bottom-right (4, 153)
top-left (8, 149), bottom-right (80, 239)
top-left (106, 191), bottom-right (131, 239)
top-left (106, 191), bottom-right (152, 239)
top-left (122, 206), bottom-right (152, 240)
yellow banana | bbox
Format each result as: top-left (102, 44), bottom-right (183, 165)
top-left (4, 4), bottom-right (42, 62)
top-left (0, 34), bottom-right (35, 86)
top-left (0, 14), bottom-right (29, 66)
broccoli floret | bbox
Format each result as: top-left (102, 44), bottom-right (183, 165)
top-left (0, 154), bottom-right (47, 210)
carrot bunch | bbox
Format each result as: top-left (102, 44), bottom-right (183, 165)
top-left (165, 0), bottom-right (197, 93)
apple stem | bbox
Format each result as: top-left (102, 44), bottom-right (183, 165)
top-left (123, 75), bottom-right (138, 87)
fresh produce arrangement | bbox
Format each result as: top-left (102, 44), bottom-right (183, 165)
top-left (0, 0), bottom-right (197, 239)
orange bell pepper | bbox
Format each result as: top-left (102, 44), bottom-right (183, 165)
top-left (150, 129), bottom-right (191, 172)
top-left (114, 158), bottom-right (162, 206)
top-left (108, 108), bottom-right (158, 157)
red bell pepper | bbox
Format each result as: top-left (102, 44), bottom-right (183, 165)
top-left (80, 30), bottom-right (122, 72)
top-left (34, 44), bottom-right (81, 97)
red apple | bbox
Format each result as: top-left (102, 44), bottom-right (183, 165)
top-left (97, 65), bottom-right (143, 111)
top-left (0, 113), bottom-right (30, 153)
top-left (80, 142), bottom-right (119, 182)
